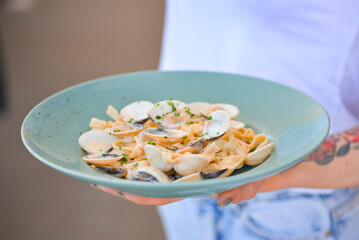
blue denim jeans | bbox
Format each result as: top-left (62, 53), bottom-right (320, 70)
top-left (158, 187), bottom-right (359, 240)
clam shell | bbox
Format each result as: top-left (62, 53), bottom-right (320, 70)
top-left (120, 101), bottom-right (154, 124)
top-left (144, 144), bottom-right (173, 172)
top-left (174, 154), bottom-right (209, 176)
top-left (78, 130), bottom-right (117, 154)
top-left (105, 123), bottom-right (143, 137)
top-left (188, 102), bottom-right (212, 115)
top-left (203, 110), bottom-right (230, 140)
top-left (148, 100), bottom-right (190, 129)
top-left (131, 166), bottom-right (171, 182)
top-left (83, 153), bottom-right (123, 165)
top-left (144, 128), bottom-right (187, 143)
top-left (245, 143), bottom-right (274, 166)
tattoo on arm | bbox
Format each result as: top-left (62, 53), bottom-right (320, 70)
top-left (305, 126), bottom-right (359, 165)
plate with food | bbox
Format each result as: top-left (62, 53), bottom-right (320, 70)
top-left (21, 71), bottom-right (329, 198)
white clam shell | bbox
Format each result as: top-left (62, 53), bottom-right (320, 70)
top-left (120, 101), bottom-right (154, 123)
top-left (148, 100), bottom-right (190, 128)
top-left (78, 130), bottom-right (117, 154)
top-left (203, 110), bottom-right (230, 140)
top-left (83, 153), bottom-right (123, 165)
top-left (131, 166), bottom-right (171, 182)
top-left (144, 128), bottom-right (187, 143)
top-left (174, 154), bottom-right (209, 176)
top-left (245, 143), bottom-right (274, 166)
top-left (144, 144), bottom-right (173, 172)
top-left (229, 120), bottom-right (245, 130)
top-left (188, 102), bottom-right (212, 115)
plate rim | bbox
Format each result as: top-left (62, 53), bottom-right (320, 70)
top-left (21, 70), bottom-right (330, 196)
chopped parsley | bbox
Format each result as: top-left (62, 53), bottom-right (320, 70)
top-left (217, 132), bottom-right (219, 135)
top-left (156, 115), bottom-right (162, 119)
top-left (219, 158), bottom-right (223, 161)
top-left (185, 108), bottom-right (192, 115)
top-left (102, 154), bottom-right (106, 156)
top-left (202, 133), bottom-right (209, 137)
top-left (186, 121), bottom-right (194, 125)
top-left (99, 149), bottom-right (103, 151)
top-left (127, 119), bottom-right (134, 123)
top-left (164, 136), bottom-right (168, 139)
top-left (122, 157), bottom-right (128, 162)
top-left (158, 122), bottom-right (162, 125)
top-left (182, 135), bottom-right (188, 139)
top-left (167, 101), bottom-right (177, 112)
top-left (206, 116), bottom-right (212, 121)
top-left (147, 141), bottom-right (156, 145)
top-left (108, 132), bottom-right (112, 135)
top-left (113, 129), bottom-right (121, 132)
top-left (134, 163), bottom-right (138, 167)
top-left (123, 153), bottom-right (129, 157)
top-left (174, 112), bottom-right (180, 117)
top-left (119, 146), bottom-right (122, 150)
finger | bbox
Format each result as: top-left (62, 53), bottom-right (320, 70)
top-left (91, 184), bottom-right (183, 205)
top-left (123, 192), bottom-right (183, 206)
top-left (216, 181), bottom-right (262, 207)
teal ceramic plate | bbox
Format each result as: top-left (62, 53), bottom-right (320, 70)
top-left (21, 71), bottom-right (329, 198)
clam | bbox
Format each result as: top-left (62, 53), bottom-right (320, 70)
top-left (105, 123), bottom-right (143, 137)
top-left (201, 103), bottom-right (239, 120)
top-left (182, 110), bottom-right (230, 152)
top-left (188, 102), bottom-right (212, 115)
top-left (245, 143), bottom-right (274, 166)
top-left (144, 128), bottom-right (187, 143)
top-left (148, 100), bottom-right (190, 129)
top-left (78, 130), bottom-right (117, 154)
top-left (120, 101), bottom-right (154, 124)
top-left (173, 154), bottom-right (209, 176)
top-left (173, 168), bottom-right (229, 182)
top-left (82, 153), bottom-right (123, 165)
top-left (144, 144), bottom-right (173, 172)
top-left (91, 165), bottom-right (126, 178)
top-left (130, 166), bottom-right (171, 182)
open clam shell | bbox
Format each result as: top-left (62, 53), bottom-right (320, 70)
top-left (131, 166), bottom-right (171, 182)
top-left (144, 128), bottom-right (187, 143)
top-left (245, 143), bottom-right (274, 166)
top-left (78, 130), bottom-right (117, 154)
top-left (144, 144), bottom-right (173, 172)
top-left (148, 100), bottom-right (190, 129)
top-left (173, 154), bottom-right (209, 176)
top-left (188, 102), bottom-right (212, 115)
top-left (203, 110), bottom-right (230, 140)
top-left (83, 153), bottom-right (123, 165)
top-left (201, 103), bottom-right (239, 120)
top-left (105, 123), bottom-right (143, 137)
top-left (91, 165), bottom-right (127, 178)
top-left (120, 101), bottom-right (154, 124)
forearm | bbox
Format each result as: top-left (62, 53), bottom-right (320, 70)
top-left (260, 125), bottom-right (359, 192)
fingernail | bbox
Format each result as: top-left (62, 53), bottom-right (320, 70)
top-left (90, 184), bottom-right (100, 190)
top-left (218, 197), bottom-right (233, 207)
top-left (116, 191), bottom-right (125, 199)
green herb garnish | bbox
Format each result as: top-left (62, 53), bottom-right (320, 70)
top-left (113, 129), bottom-right (121, 132)
top-left (156, 115), bottom-right (162, 120)
top-left (164, 136), bottom-right (168, 139)
top-left (219, 158), bottom-right (223, 161)
top-left (128, 119), bottom-right (134, 123)
top-left (148, 141), bottom-right (156, 145)
top-left (134, 163), bottom-right (138, 167)
top-left (123, 153), bottom-right (129, 157)
top-left (122, 157), bottom-right (128, 163)
top-left (174, 112), bottom-right (180, 117)
top-left (119, 146), bottom-right (122, 150)
top-left (217, 132), bottom-right (219, 135)
top-left (185, 108), bottom-right (192, 115)
top-left (182, 135), bottom-right (188, 139)
top-left (206, 116), bottom-right (212, 121)
top-left (186, 121), bottom-right (194, 125)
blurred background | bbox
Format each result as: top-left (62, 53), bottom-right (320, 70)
top-left (0, 0), bottom-right (166, 239)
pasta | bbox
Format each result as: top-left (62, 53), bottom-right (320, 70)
top-left (78, 100), bottom-right (274, 182)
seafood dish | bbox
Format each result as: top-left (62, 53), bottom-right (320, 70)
top-left (78, 100), bottom-right (274, 182)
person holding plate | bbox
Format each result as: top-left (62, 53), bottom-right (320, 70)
top-left (95, 1), bottom-right (359, 239)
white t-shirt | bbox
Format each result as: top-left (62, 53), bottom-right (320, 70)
top-left (159, 0), bottom-right (359, 135)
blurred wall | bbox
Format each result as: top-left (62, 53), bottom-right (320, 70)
top-left (0, 0), bottom-right (166, 239)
